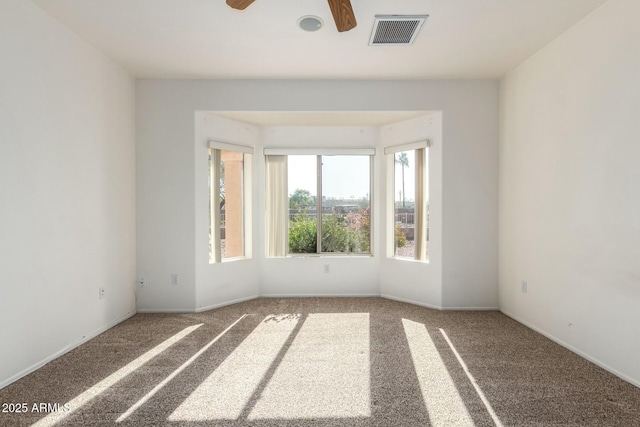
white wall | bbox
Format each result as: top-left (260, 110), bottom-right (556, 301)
top-left (135, 86), bottom-right (196, 311)
top-left (379, 114), bottom-right (444, 309)
top-left (135, 79), bottom-right (499, 310)
top-left (0, 0), bottom-right (136, 388)
top-left (440, 83), bottom-right (500, 309)
top-left (500, 0), bottom-right (640, 386)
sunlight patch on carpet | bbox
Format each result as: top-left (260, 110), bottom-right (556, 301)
top-left (248, 313), bottom-right (370, 420)
top-left (402, 319), bottom-right (474, 426)
top-left (116, 315), bottom-right (248, 422)
top-left (31, 323), bottom-right (203, 427)
top-left (167, 314), bottom-right (300, 421)
top-left (439, 328), bottom-right (504, 427)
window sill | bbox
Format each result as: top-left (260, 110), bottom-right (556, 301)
top-left (390, 256), bottom-right (430, 264)
top-left (274, 254), bottom-right (373, 259)
top-left (209, 256), bottom-right (251, 265)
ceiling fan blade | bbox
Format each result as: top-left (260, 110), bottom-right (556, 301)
top-left (226, 0), bottom-right (256, 10)
top-left (327, 0), bottom-right (357, 32)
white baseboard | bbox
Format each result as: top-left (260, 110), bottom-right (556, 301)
top-left (138, 294), bottom-right (380, 312)
top-left (196, 295), bottom-right (259, 313)
top-left (380, 294), bottom-right (442, 310)
top-left (501, 310), bottom-right (640, 389)
top-left (0, 311), bottom-right (136, 390)
top-left (260, 293), bottom-right (380, 298)
top-left (381, 294), bottom-right (498, 311)
top-left (136, 308), bottom-right (195, 313)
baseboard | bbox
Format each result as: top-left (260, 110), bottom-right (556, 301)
top-left (139, 294), bottom-right (380, 312)
top-left (0, 310), bottom-right (136, 390)
top-left (501, 310), bottom-right (640, 389)
top-left (260, 293), bottom-right (381, 298)
top-left (442, 306), bottom-right (499, 311)
top-left (136, 308), bottom-right (195, 313)
top-left (196, 295), bottom-right (259, 313)
top-left (380, 294), bottom-right (442, 310)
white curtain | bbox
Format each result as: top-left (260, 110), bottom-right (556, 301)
top-left (265, 155), bottom-right (288, 257)
top-left (414, 148), bottom-right (427, 261)
top-left (211, 149), bottom-right (222, 263)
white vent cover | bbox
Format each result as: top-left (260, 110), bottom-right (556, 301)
top-left (369, 15), bottom-right (428, 46)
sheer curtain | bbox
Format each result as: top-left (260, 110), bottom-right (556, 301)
top-left (210, 149), bottom-right (222, 263)
top-left (265, 155), bottom-right (288, 257)
top-left (414, 148), bottom-right (427, 261)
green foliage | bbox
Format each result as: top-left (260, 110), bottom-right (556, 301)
top-left (321, 214), bottom-right (353, 252)
top-left (289, 188), bottom-right (314, 210)
top-left (344, 207), bottom-right (370, 253)
top-left (288, 207), bottom-right (371, 254)
top-left (395, 152), bottom-right (409, 168)
top-left (395, 224), bottom-right (407, 248)
top-left (288, 214), bottom-right (317, 253)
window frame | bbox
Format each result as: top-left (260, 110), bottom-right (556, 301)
top-left (384, 140), bottom-right (430, 262)
top-left (209, 141), bottom-right (253, 264)
top-left (264, 148), bottom-right (375, 257)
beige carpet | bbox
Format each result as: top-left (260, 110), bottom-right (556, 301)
top-left (1, 297), bottom-right (639, 426)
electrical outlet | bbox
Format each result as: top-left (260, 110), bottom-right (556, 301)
top-left (521, 280), bottom-right (528, 294)
top-left (138, 277), bottom-right (146, 288)
top-left (324, 264), bottom-right (330, 274)
top-left (99, 287), bottom-right (105, 299)
top-left (171, 274), bottom-right (179, 286)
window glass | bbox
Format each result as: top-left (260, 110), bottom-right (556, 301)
top-left (321, 156), bottom-right (370, 254)
top-left (392, 148), bottom-right (429, 261)
top-left (285, 155), bottom-right (372, 255)
top-left (394, 151), bottom-right (415, 258)
top-left (209, 148), bottom-right (246, 263)
top-left (287, 156), bottom-right (318, 254)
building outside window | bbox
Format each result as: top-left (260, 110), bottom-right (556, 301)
top-left (209, 143), bottom-right (253, 263)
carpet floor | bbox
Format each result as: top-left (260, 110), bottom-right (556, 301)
top-left (1, 297), bottom-right (639, 426)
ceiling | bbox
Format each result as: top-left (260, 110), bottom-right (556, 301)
top-left (211, 111), bottom-right (433, 127)
top-left (33, 0), bottom-right (607, 79)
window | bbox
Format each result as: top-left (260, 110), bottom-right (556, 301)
top-left (265, 150), bottom-right (373, 256)
top-left (386, 142), bottom-right (429, 261)
top-left (209, 142), bottom-right (252, 263)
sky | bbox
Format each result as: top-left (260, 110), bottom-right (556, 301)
top-left (394, 151), bottom-right (415, 202)
top-left (288, 155), bottom-right (370, 200)
top-left (287, 152), bottom-right (428, 202)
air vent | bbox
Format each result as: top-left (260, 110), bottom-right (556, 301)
top-left (369, 15), bottom-right (428, 46)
